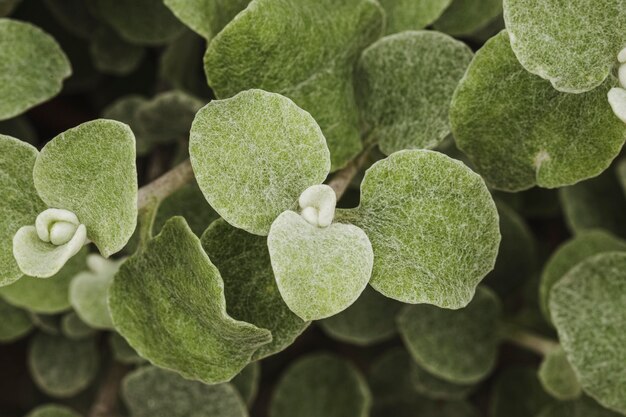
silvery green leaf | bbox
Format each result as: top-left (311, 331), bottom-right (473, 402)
top-left (268, 210), bottom-right (373, 321)
top-left (156, 183), bottom-right (219, 237)
top-left (61, 312), bottom-right (96, 340)
top-left (450, 31), bottom-right (626, 192)
top-left (109, 217), bottom-right (272, 384)
top-left (232, 362), bottom-right (260, 407)
top-left (0, 297), bottom-right (32, 343)
top-left (491, 367), bottom-right (553, 417)
top-left (33, 119), bottom-right (137, 257)
top-left (0, 248), bottom-right (86, 314)
top-left (190, 89), bottom-right (330, 235)
top-left (410, 361), bottom-right (475, 401)
top-left (204, 0), bottom-right (384, 170)
top-left (503, 0), bottom-right (625, 93)
top-left (0, 135), bottom-right (46, 286)
top-left (25, 404), bottom-right (81, 417)
top-left (270, 353), bottom-right (371, 417)
top-left (539, 347), bottom-right (582, 401)
top-left (356, 31), bottom-right (473, 155)
top-left (93, 0), bottom-right (185, 45)
top-left (69, 255), bottom-right (123, 330)
top-left (164, 0), bottom-right (250, 40)
top-left (539, 230), bottom-right (626, 323)
top-left (0, 19), bottom-right (71, 120)
top-left (434, 0), bottom-right (502, 36)
top-left (201, 219), bottom-right (309, 359)
top-left (108, 332), bottom-right (145, 365)
top-left (550, 252), bottom-right (626, 414)
top-left (89, 25), bottom-right (145, 76)
top-left (378, 0), bottom-right (452, 34)
top-left (319, 286), bottom-right (402, 346)
top-left (122, 366), bottom-right (248, 417)
top-left (338, 150), bottom-right (500, 308)
top-left (537, 397), bottom-right (624, 417)
top-left (28, 333), bottom-right (99, 398)
top-left (397, 286), bottom-right (502, 384)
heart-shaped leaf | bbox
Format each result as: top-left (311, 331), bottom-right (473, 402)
top-left (538, 347), bottom-right (582, 401)
top-left (0, 298), bottom-right (32, 343)
top-left (268, 210), bottom-right (373, 321)
top-left (0, 19), bottom-right (71, 120)
top-left (0, 135), bottom-right (46, 286)
top-left (378, 0), bottom-right (451, 34)
top-left (338, 150), bottom-right (500, 308)
top-left (204, 0), bottom-right (384, 170)
top-left (356, 31), bottom-right (473, 155)
top-left (109, 216), bottom-right (272, 384)
top-left (201, 219), bottom-right (309, 359)
top-left (164, 0), bottom-right (250, 40)
top-left (190, 89), bottom-right (330, 235)
top-left (450, 31), bottom-right (626, 191)
top-left (33, 119), bottom-right (137, 257)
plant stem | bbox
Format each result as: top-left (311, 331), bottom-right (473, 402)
top-left (137, 159), bottom-right (194, 209)
top-left (328, 146), bottom-right (373, 199)
top-left (502, 325), bottom-right (559, 356)
top-left (88, 362), bottom-right (128, 417)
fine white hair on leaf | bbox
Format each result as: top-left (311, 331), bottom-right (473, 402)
top-left (298, 184), bottom-right (337, 228)
top-left (35, 208), bottom-right (80, 242)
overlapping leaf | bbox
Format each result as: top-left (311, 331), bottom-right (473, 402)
top-left (434, 0), bottom-right (502, 36)
top-left (538, 347), bottom-right (582, 401)
top-left (164, 0), bottom-right (250, 40)
top-left (0, 297), bottom-right (32, 342)
top-left (25, 404), bottom-right (81, 417)
top-left (378, 0), bottom-right (451, 34)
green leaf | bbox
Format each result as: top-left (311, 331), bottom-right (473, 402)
top-left (0, 19), bottom-right (71, 120)
top-left (319, 286), bottom-right (402, 346)
top-left (25, 404), bottom-right (81, 417)
top-left (410, 361), bottom-right (475, 401)
top-left (108, 332), bottom-right (145, 365)
top-left (164, 0), bottom-right (250, 40)
top-left (156, 183), bottom-right (219, 237)
top-left (232, 362), bottom-right (260, 407)
top-left (539, 347), bottom-right (582, 401)
top-left (0, 135), bottom-right (46, 286)
top-left (0, 297), bottom-right (32, 342)
top-left (338, 150), bottom-right (500, 308)
top-left (204, 0), bottom-right (384, 170)
top-left (94, 0), bottom-right (185, 45)
top-left (539, 230), bottom-right (626, 323)
top-left (450, 31), bottom-right (626, 191)
top-left (537, 397), bottom-right (624, 417)
top-left (101, 95), bottom-right (151, 155)
top-left (201, 219), bottom-right (309, 359)
top-left (69, 254), bottom-right (122, 330)
top-left (368, 348), bottom-right (416, 404)
top-left (190, 89), bottom-right (330, 235)
top-left (268, 210), bottom-right (373, 321)
top-left (503, 0), bottom-right (625, 93)
top-left (270, 353), bottom-right (371, 417)
top-left (0, 248), bottom-right (86, 314)
top-left (559, 169), bottom-right (626, 239)
top-left (61, 312), bottom-right (96, 340)
top-left (122, 366), bottom-right (248, 417)
top-left (159, 30), bottom-right (210, 97)
top-left (109, 217), bottom-right (272, 384)
top-left (490, 367), bottom-right (553, 417)
top-left (28, 333), bottom-right (99, 398)
top-left (550, 252), bottom-right (626, 414)
top-left (378, 0), bottom-right (452, 34)
top-left (434, 0), bottom-right (502, 36)
top-left (33, 119), bottom-right (138, 257)
top-left (43, 0), bottom-right (99, 40)
top-left (89, 25), bottom-right (145, 76)
top-left (356, 31), bottom-right (473, 155)
top-left (373, 399), bottom-right (479, 417)
top-left (397, 286), bottom-right (502, 384)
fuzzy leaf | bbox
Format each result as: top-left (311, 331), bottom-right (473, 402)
top-left (356, 31), bottom-right (473, 155)
top-left (0, 135), bottom-right (46, 286)
top-left (0, 298), bottom-right (32, 342)
top-left (164, 0), bottom-right (250, 40)
top-left (94, 0), bottom-right (185, 45)
top-left (539, 230), bottom-right (626, 323)
top-left (503, 0), bottom-right (626, 93)
top-left (538, 397), bottom-right (623, 417)
top-left (338, 150), bottom-right (500, 308)
top-left (550, 252), bottom-right (626, 414)
top-left (204, 0), bottom-right (384, 170)
top-left (270, 353), bottom-right (371, 417)
top-left (539, 347), bottom-right (582, 401)
top-left (109, 217), bottom-right (272, 384)
top-left (397, 286), bottom-right (502, 384)
top-left (61, 312), bottom-right (96, 340)
top-left (201, 219), bottom-right (309, 359)
top-left (190, 89), bottom-right (330, 235)
top-left (378, 0), bottom-right (452, 34)
top-left (28, 333), bottom-right (99, 398)
top-left (25, 404), bottom-right (81, 417)
top-left (232, 362), bottom-right (260, 407)
top-left (33, 119), bottom-right (137, 257)
top-left (319, 286), bottom-right (402, 346)
top-left (0, 19), bottom-right (71, 120)
top-left (450, 31), bottom-right (626, 191)
top-left (434, 0), bottom-right (502, 36)
top-left (0, 248), bottom-right (86, 314)
top-left (268, 210), bottom-right (373, 321)
top-left (122, 366), bottom-right (248, 417)
top-left (410, 361), bottom-right (475, 401)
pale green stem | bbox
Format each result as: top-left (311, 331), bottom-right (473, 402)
top-left (502, 324), bottom-right (560, 356)
top-left (137, 159), bottom-right (194, 210)
top-left (328, 144), bottom-right (374, 199)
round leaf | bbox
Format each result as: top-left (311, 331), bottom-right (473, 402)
top-left (539, 347), bottom-right (582, 401)
top-left (378, 0), bottom-right (451, 34)
top-left (109, 217), bottom-right (272, 384)
top-left (61, 312), bottom-right (95, 340)
top-left (339, 150), bottom-right (500, 308)
top-left (356, 31), bottom-right (473, 155)
top-left (190, 89), bottom-right (330, 236)
top-left (0, 19), bottom-right (71, 120)
top-left (89, 26), bottom-right (145, 76)
top-left (0, 297), bottom-right (32, 342)
top-left (33, 119), bottom-right (138, 257)
top-left (397, 286), bottom-right (502, 384)
top-left (450, 31), bottom-right (626, 191)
